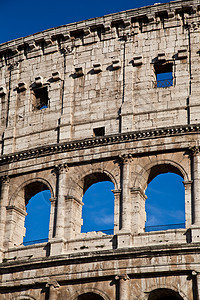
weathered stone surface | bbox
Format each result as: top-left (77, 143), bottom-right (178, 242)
top-left (0, 0), bottom-right (200, 299)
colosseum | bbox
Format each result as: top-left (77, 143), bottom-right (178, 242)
top-left (0, 0), bottom-right (200, 299)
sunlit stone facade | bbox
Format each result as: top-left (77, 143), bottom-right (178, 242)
top-left (0, 0), bottom-right (200, 299)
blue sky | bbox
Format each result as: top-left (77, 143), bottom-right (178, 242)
top-left (145, 173), bottom-right (185, 230)
top-left (1, 0), bottom-right (172, 44)
top-left (23, 190), bottom-right (51, 244)
top-left (81, 182), bottom-right (115, 233)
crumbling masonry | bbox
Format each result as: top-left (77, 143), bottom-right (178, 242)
top-left (0, 0), bottom-right (200, 299)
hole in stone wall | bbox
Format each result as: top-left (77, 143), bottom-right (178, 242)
top-left (93, 127), bottom-right (105, 137)
top-left (148, 288), bottom-right (184, 300)
top-left (154, 63), bottom-right (173, 88)
top-left (32, 86), bottom-right (48, 110)
top-left (145, 172), bottom-right (185, 232)
top-left (81, 181), bottom-right (114, 234)
top-left (78, 293), bottom-right (104, 300)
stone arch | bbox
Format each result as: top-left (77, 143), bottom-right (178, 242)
top-left (134, 159), bottom-right (188, 191)
top-left (82, 170), bottom-right (117, 194)
top-left (66, 163), bottom-right (119, 202)
top-left (77, 293), bottom-right (104, 300)
top-left (147, 163), bottom-right (185, 184)
top-left (135, 280), bottom-right (188, 300)
top-left (63, 164), bottom-right (119, 239)
top-left (147, 288), bottom-right (185, 300)
top-left (9, 177), bottom-right (54, 206)
top-left (6, 177), bottom-right (53, 247)
top-left (66, 160), bottom-right (120, 200)
top-left (79, 165), bottom-right (118, 192)
top-left (70, 287), bottom-right (110, 300)
top-left (131, 158), bottom-right (189, 234)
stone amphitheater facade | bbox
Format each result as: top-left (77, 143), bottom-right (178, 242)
top-left (1, 0), bottom-right (200, 299)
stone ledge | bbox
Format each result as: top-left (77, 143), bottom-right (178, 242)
top-left (0, 123), bottom-right (199, 166)
top-left (2, 240), bottom-right (200, 270)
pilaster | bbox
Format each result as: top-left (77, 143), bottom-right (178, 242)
top-left (190, 146), bottom-right (200, 226)
top-left (120, 154), bottom-right (133, 232)
top-left (183, 180), bottom-right (193, 228)
top-left (48, 197), bottom-right (57, 239)
top-left (115, 274), bottom-right (130, 300)
top-left (112, 189), bottom-right (121, 234)
top-left (52, 164), bottom-right (69, 239)
top-left (194, 271), bottom-right (200, 300)
top-left (0, 175), bottom-right (10, 250)
top-left (46, 279), bottom-right (60, 300)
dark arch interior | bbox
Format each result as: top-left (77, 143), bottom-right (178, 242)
top-left (24, 181), bottom-right (49, 205)
top-left (83, 172), bottom-right (112, 193)
top-left (148, 164), bottom-right (183, 184)
top-left (78, 293), bottom-right (104, 300)
top-left (148, 288), bottom-right (183, 300)
top-left (156, 298), bottom-right (181, 300)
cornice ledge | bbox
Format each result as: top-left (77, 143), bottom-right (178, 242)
top-left (0, 123), bottom-right (199, 166)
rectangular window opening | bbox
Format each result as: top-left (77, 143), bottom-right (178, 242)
top-left (155, 63), bottom-right (173, 88)
top-left (93, 127), bottom-right (105, 137)
top-left (33, 87), bottom-right (48, 110)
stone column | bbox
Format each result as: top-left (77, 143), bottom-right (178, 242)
top-left (130, 187), bottom-right (147, 234)
top-left (46, 279), bottom-right (60, 300)
top-left (112, 189), bottom-right (121, 234)
top-left (194, 271), bottom-right (200, 300)
top-left (48, 197), bottom-right (57, 239)
top-left (120, 155), bottom-right (132, 232)
top-left (183, 181), bottom-right (193, 228)
top-left (52, 164), bottom-right (68, 239)
top-left (115, 274), bottom-right (130, 300)
top-left (191, 147), bottom-right (200, 226)
top-left (0, 176), bottom-right (10, 250)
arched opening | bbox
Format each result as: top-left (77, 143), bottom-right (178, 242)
top-left (148, 288), bottom-right (184, 300)
top-left (77, 292), bottom-right (104, 300)
top-left (23, 181), bottom-right (51, 245)
top-left (81, 172), bottom-right (114, 234)
top-left (145, 164), bottom-right (185, 232)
